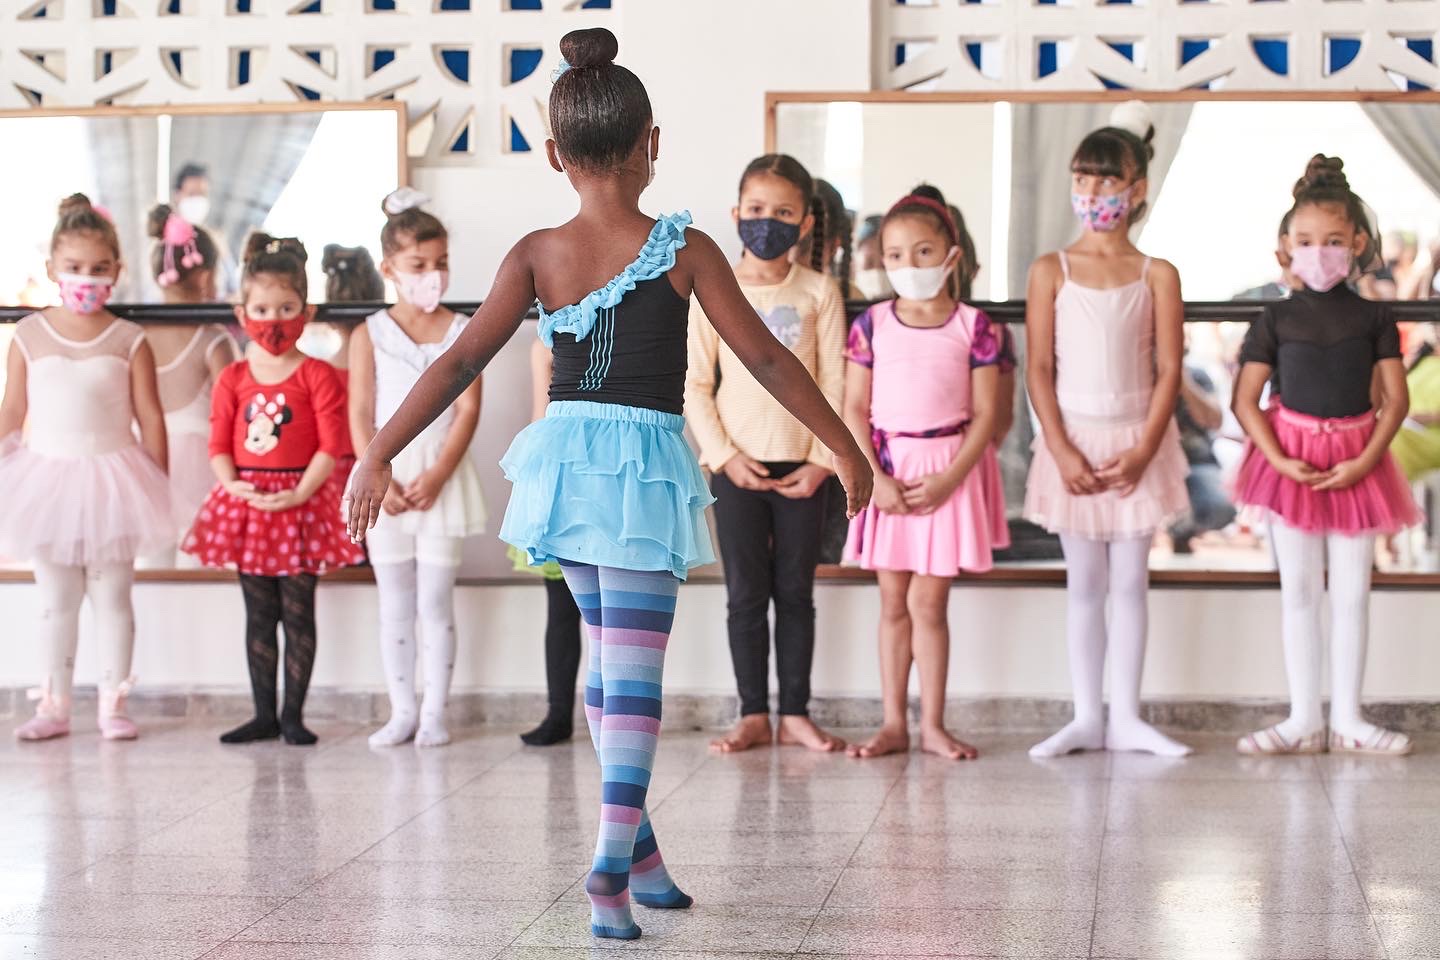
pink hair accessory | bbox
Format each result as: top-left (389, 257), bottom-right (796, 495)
top-left (92, 204), bottom-right (115, 223)
top-left (158, 212), bottom-right (203, 287)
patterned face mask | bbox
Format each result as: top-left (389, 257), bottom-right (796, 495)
top-left (55, 273), bottom-right (115, 314)
top-left (1071, 189), bottom-right (1132, 233)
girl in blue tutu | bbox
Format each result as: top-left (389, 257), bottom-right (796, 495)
top-left (345, 27), bottom-right (871, 944)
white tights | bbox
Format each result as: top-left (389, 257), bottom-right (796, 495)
top-left (1030, 535), bottom-right (1192, 758)
top-left (32, 559), bottom-right (136, 713)
top-left (369, 559), bottom-right (460, 747)
top-left (1269, 520), bottom-right (1384, 742)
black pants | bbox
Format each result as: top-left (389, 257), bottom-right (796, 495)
top-left (712, 462), bottom-right (826, 717)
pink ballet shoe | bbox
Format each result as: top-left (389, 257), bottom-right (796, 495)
top-left (1329, 728), bottom-right (1412, 756)
top-left (15, 686), bottom-right (71, 742)
top-left (97, 678), bottom-right (139, 741)
top-left (1236, 725), bottom-right (1327, 756)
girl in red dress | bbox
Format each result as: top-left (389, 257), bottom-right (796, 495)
top-left (184, 234), bottom-right (364, 745)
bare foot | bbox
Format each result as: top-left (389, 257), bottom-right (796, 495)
top-left (777, 715), bottom-right (847, 753)
top-left (919, 725), bottom-right (979, 761)
top-left (709, 714), bottom-right (774, 753)
top-left (847, 725), bottom-right (909, 759)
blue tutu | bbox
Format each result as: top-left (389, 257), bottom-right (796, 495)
top-left (499, 400), bottom-right (716, 581)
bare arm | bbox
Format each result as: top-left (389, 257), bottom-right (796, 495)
top-left (682, 297), bottom-right (738, 471)
top-left (347, 323), bottom-right (378, 456)
top-left (1314, 357), bottom-right (1408, 492)
top-left (131, 340), bottom-right (169, 472)
top-left (428, 374), bottom-right (482, 483)
top-left (528, 339), bottom-right (552, 423)
top-left (0, 341), bottom-right (27, 439)
top-left (1231, 361), bottom-right (1324, 487)
top-left (1179, 368), bottom-right (1223, 432)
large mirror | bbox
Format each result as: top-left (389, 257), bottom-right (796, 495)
top-left (771, 92), bottom-right (1440, 578)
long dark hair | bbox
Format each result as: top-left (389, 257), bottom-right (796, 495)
top-left (549, 28), bottom-right (652, 173)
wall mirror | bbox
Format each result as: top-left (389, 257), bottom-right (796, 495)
top-left (770, 91), bottom-right (1440, 583)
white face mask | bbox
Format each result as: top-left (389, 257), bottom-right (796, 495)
top-left (178, 195), bottom-right (210, 225)
top-left (885, 248), bottom-right (959, 302)
top-left (853, 268), bottom-right (893, 301)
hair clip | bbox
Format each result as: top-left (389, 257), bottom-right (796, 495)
top-left (550, 59), bottom-right (571, 83)
top-left (383, 187), bottom-right (431, 217)
top-left (265, 240), bottom-right (284, 255)
top-left (158, 213), bottom-right (201, 288)
top-left (92, 203), bottom-right (115, 224)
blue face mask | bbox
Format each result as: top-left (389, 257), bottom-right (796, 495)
top-left (738, 218), bottom-right (801, 262)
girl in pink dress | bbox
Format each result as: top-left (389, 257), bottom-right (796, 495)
top-left (843, 188), bottom-right (1010, 761)
top-left (0, 195), bottom-right (174, 742)
top-left (1024, 110), bottom-right (1192, 759)
top-left (1232, 156), bottom-right (1417, 756)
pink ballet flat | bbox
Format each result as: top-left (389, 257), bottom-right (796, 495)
top-left (97, 678), bottom-right (139, 741)
top-left (1329, 728), bottom-right (1412, 756)
top-left (1236, 726), bottom-right (1328, 756)
top-left (15, 686), bottom-right (71, 742)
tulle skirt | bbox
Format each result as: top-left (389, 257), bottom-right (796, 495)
top-left (0, 438), bottom-right (174, 566)
top-left (845, 432), bottom-right (1010, 575)
top-left (384, 434), bottom-right (488, 538)
top-left (170, 431), bottom-right (217, 536)
top-left (1235, 404), bottom-right (1419, 535)
top-left (1025, 415), bottom-right (1190, 540)
top-left (183, 468), bottom-right (366, 576)
top-left (499, 400), bottom-right (715, 581)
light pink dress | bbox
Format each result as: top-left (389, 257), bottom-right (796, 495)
top-left (1024, 253), bottom-right (1189, 540)
top-left (0, 314), bottom-right (174, 565)
top-left (157, 326), bottom-right (237, 534)
top-left (843, 300), bottom-right (1010, 575)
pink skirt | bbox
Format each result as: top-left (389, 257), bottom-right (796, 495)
top-left (1234, 404), bottom-right (1419, 535)
top-left (844, 431), bottom-right (1009, 576)
top-left (0, 441), bottom-right (174, 566)
top-left (170, 431), bottom-right (217, 536)
top-left (1025, 415), bottom-right (1189, 540)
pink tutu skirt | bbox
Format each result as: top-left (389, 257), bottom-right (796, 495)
top-left (1234, 404), bottom-right (1419, 535)
top-left (844, 431), bottom-right (1010, 576)
top-left (1025, 416), bottom-right (1189, 540)
top-left (169, 431), bottom-right (217, 537)
top-left (0, 441), bottom-right (174, 566)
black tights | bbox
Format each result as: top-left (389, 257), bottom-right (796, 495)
top-left (221, 573), bottom-right (319, 745)
top-left (520, 577), bottom-right (582, 745)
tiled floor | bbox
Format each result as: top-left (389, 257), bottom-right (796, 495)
top-left (1, 717), bottom-right (1437, 959)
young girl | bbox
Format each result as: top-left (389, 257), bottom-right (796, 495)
top-left (143, 204), bottom-right (240, 565)
top-left (1024, 112), bottom-right (1193, 759)
top-left (345, 28), bottom-right (870, 942)
top-left (842, 187), bottom-right (1010, 762)
top-left (1232, 156), bottom-right (1417, 756)
top-left (184, 234), bottom-right (364, 746)
top-left (0, 194), bottom-right (173, 741)
top-left (516, 338), bottom-right (585, 747)
top-left (686, 153), bottom-right (848, 754)
top-left (350, 190), bottom-right (486, 749)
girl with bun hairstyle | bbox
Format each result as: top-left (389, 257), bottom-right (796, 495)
top-left (184, 234), bottom-right (364, 746)
top-left (1232, 155), bottom-right (1417, 756)
top-left (0, 194), bottom-right (172, 742)
top-left (345, 28), bottom-right (871, 941)
top-left (1024, 104), bottom-right (1193, 759)
top-left (350, 189), bottom-right (486, 749)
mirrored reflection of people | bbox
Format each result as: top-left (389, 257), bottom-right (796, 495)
top-left (1390, 335), bottom-right (1440, 484)
top-left (1169, 364), bottom-right (1236, 554)
top-left (173, 162), bottom-right (238, 300)
top-left (852, 214), bottom-right (893, 301)
top-left (140, 204), bottom-right (240, 568)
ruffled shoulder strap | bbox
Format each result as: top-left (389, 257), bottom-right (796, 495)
top-left (537, 211), bottom-right (692, 347)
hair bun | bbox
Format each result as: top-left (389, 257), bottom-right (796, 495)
top-left (909, 182), bottom-right (948, 206)
top-left (147, 204), bottom-right (174, 240)
top-left (559, 27), bottom-right (618, 70)
top-left (1296, 154), bottom-right (1349, 198)
top-left (58, 193), bottom-right (95, 218)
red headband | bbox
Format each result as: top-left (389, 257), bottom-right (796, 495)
top-left (888, 194), bottom-right (959, 245)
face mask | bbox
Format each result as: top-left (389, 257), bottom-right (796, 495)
top-left (738, 218), bottom-right (802, 262)
top-left (178, 195), bottom-right (210, 225)
top-left (394, 269), bottom-right (449, 314)
top-left (243, 315), bottom-right (307, 356)
top-left (1289, 245), bottom-right (1352, 293)
top-left (885, 248), bottom-right (959, 302)
top-left (1071, 190), bottom-right (1131, 232)
top-left (854, 268), bottom-right (893, 301)
top-left (55, 273), bottom-right (115, 315)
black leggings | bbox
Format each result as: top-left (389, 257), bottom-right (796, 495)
top-left (543, 576), bottom-right (583, 714)
top-left (238, 573), bottom-right (318, 723)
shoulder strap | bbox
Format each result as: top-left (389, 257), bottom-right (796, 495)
top-left (1141, 256), bottom-right (1152, 281)
top-left (1057, 251), bottom-right (1070, 280)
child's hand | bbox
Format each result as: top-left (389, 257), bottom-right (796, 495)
top-left (1313, 458), bottom-right (1371, 491)
top-left (403, 468), bottom-right (445, 512)
top-left (871, 474), bottom-right (910, 515)
top-left (834, 452), bottom-right (874, 519)
top-left (773, 463), bottom-right (829, 500)
top-left (344, 456), bottom-right (394, 542)
top-left (222, 479), bottom-right (258, 501)
top-left (1054, 443), bottom-right (1101, 496)
top-left (1094, 446), bottom-right (1154, 498)
top-left (721, 453), bottom-right (776, 492)
top-left (382, 487), bottom-right (413, 516)
top-left (251, 489), bottom-right (303, 513)
top-left (1273, 456), bottom-right (1328, 487)
top-left (902, 472), bottom-right (959, 514)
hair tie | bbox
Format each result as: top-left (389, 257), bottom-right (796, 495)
top-left (158, 213), bottom-right (201, 287)
top-left (383, 187), bottom-right (431, 217)
top-left (889, 194), bottom-right (959, 246)
top-left (550, 59), bottom-right (571, 82)
top-left (1108, 99), bottom-right (1153, 140)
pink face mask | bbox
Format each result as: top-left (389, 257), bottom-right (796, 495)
top-left (1289, 245), bottom-right (1351, 292)
top-left (393, 269), bottom-right (449, 314)
top-left (55, 273), bottom-right (115, 314)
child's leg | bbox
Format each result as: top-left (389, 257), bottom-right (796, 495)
top-left (369, 558), bottom-right (419, 747)
top-left (710, 474), bottom-right (776, 753)
top-left (585, 565), bottom-right (684, 939)
top-left (908, 574), bottom-right (977, 760)
top-left (415, 536), bottom-right (462, 747)
top-left (87, 562), bottom-right (139, 741)
top-left (1254, 520), bottom-right (1326, 744)
top-left (521, 576), bottom-right (583, 745)
top-left (850, 570), bottom-right (914, 758)
top-left (278, 573), bottom-right (319, 746)
top-left (221, 574), bottom-right (283, 744)
top-left (1030, 535), bottom-right (1108, 758)
top-left (1326, 531), bottom-right (1405, 748)
top-left (1103, 536), bottom-right (1191, 757)
top-left (16, 560), bottom-right (85, 741)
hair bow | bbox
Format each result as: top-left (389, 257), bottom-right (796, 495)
top-left (383, 187), bottom-right (431, 216)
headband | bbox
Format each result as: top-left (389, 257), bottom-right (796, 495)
top-left (888, 194), bottom-right (959, 245)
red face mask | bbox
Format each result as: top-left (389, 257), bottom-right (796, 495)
top-left (243, 315), bottom-right (307, 356)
